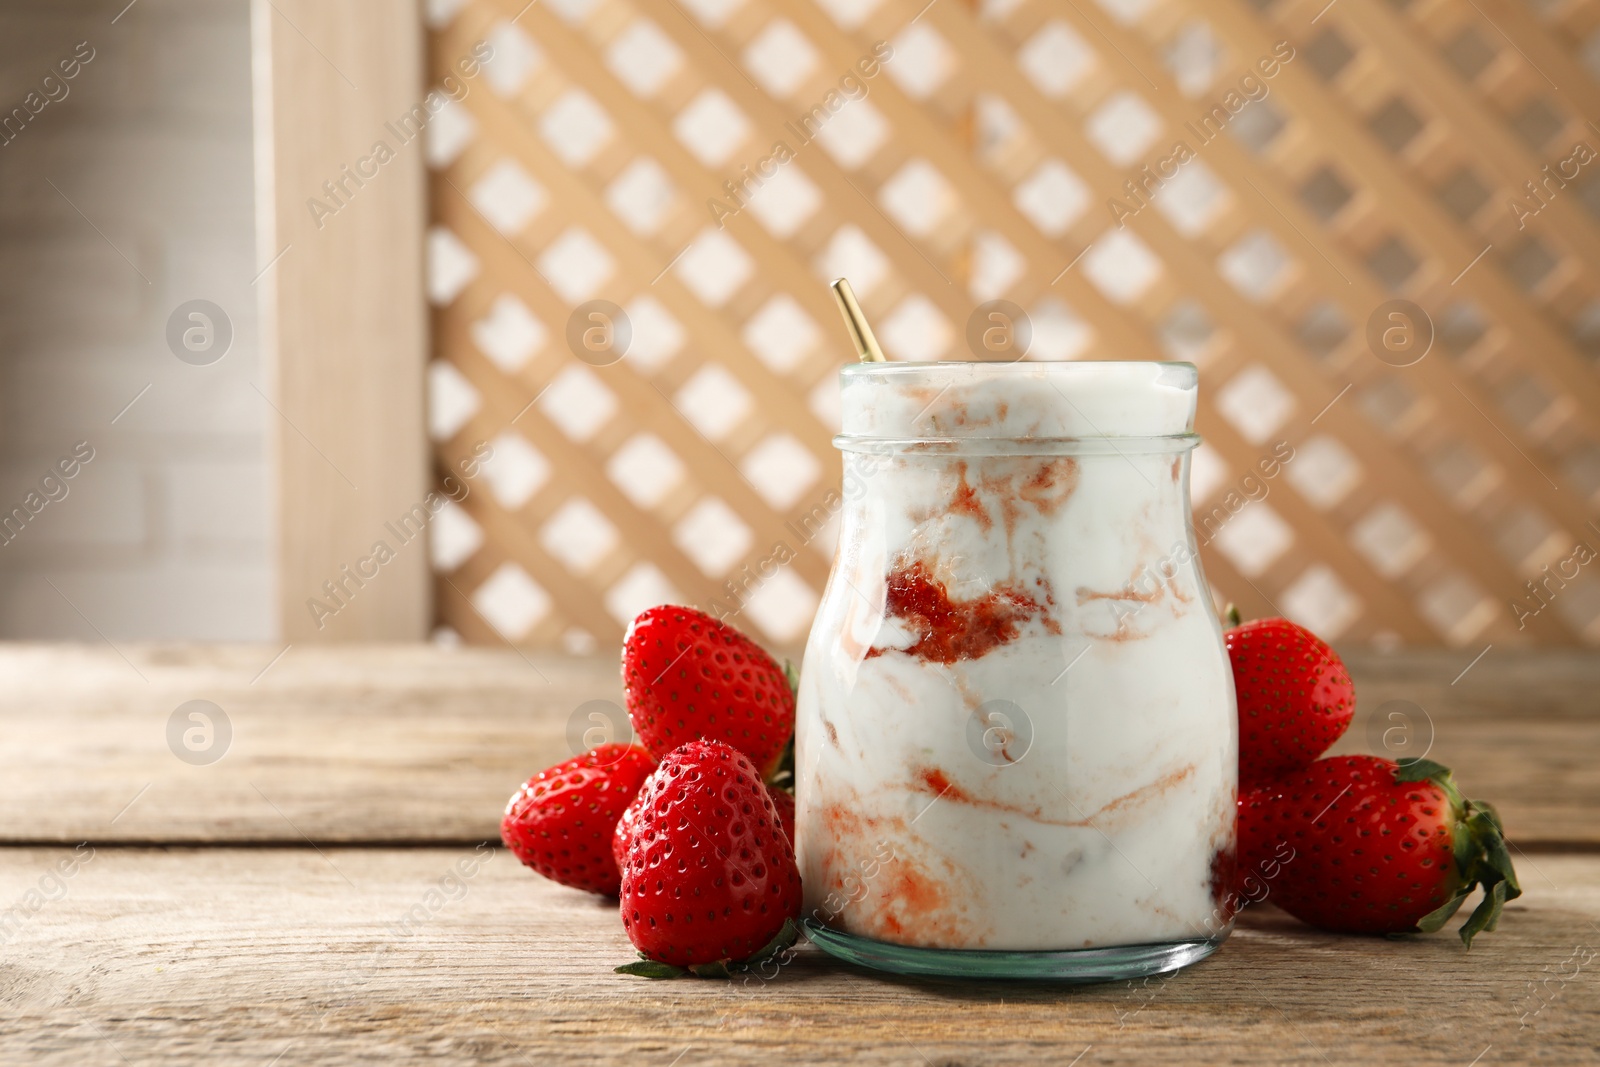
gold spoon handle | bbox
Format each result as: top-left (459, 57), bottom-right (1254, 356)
top-left (830, 278), bottom-right (887, 363)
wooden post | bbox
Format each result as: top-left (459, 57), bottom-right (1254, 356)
top-left (251, 0), bottom-right (430, 640)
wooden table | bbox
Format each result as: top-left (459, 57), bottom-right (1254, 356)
top-left (2, 644), bottom-right (1596, 1065)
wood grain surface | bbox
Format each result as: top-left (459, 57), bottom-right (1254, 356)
top-left (2, 644), bottom-right (1596, 1064)
top-left (0, 645), bottom-right (1594, 845)
top-left (1, 846), bottom-right (1595, 1066)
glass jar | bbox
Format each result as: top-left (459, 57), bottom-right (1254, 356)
top-left (795, 361), bottom-right (1236, 981)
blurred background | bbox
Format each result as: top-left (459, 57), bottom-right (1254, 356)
top-left (0, 2), bottom-right (267, 639)
top-left (4, 0), bottom-right (1600, 653)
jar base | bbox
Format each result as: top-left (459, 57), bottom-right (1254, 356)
top-left (805, 924), bottom-right (1231, 983)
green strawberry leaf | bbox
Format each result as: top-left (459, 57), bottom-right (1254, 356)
top-left (1470, 809), bottom-right (1521, 900)
top-left (767, 733), bottom-right (795, 792)
top-left (615, 960), bottom-right (688, 979)
top-left (688, 961), bottom-right (733, 978)
top-left (1223, 603), bottom-right (1242, 627)
top-left (1451, 808), bottom-right (1478, 882)
top-left (1459, 879), bottom-right (1509, 948)
top-left (1414, 889), bottom-right (1472, 933)
top-left (741, 918), bottom-right (800, 967)
top-left (1392, 758), bottom-right (1453, 785)
top-left (783, 658), bottom-right (800, 696)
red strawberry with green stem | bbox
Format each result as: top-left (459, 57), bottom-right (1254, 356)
top-left (1225, 611), bottom-right (1355, 787)
top-left (1237, 754), bottom-right (1519, 945)
top-left (622, 606), bottom-right (796, 776)
top-left (501, 743), bottom-right (655, 896)
top-left (617, 740), bottom-right (802, 975)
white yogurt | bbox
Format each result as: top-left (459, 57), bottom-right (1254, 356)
top-left (796, 362), bottom-right (1237, 952)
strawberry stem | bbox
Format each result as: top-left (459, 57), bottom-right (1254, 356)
top-left (1223, 603), bottom-right (1242, 627)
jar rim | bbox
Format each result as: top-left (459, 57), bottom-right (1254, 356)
top-left (833, 433), bottom-right (1201, 455)
top-left (837, 361), bottom-right (1199, 443)
top-left (839, 359), bottom-right (1198, 376)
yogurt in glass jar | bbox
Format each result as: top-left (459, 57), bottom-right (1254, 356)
top-left (795, 361), bottom-right (1236, 980)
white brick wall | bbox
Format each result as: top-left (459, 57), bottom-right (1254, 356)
top-left (0, 0), bottom-right (273, 640)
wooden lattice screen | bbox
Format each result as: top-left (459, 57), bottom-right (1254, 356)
top-left (422, 0), bottom-right (1600, 652)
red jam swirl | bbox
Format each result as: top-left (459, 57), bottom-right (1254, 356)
top-left (867, 560), bottom-right (1057, 664)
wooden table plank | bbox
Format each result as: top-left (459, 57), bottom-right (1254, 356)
top-left (1329, 648), bottom-right (1600, 847)
top-left (0, 645), bottom-right (1595, 845)
top-left (1, 846), bottom-right (1594, 1066)
top-left (0, 644), bottom-right (583, 844)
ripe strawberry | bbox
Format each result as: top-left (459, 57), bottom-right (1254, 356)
top-left (1238, 755), bottom-right (1519, 945)
top-left (500, 743), bottom-right (655, 896)
top-left (768, 787), bottom-right (795, 847)
top-left (614, 778), bottom-right (794, 877)
top-left (619, 740), bottom-right (802, 970)
top-left (611, 769), bottom-right (657, 875)
top-left (1225, 616), bottom-right (1354, 786)
top-left (622, 605), bottom-right (795, 775)
top-left (614, 775), bottom-right (794, 880)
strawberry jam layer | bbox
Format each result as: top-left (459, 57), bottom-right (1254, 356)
top-left (867, 560), bottom-right (1058, 665)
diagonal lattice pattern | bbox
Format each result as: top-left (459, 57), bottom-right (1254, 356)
top-left (424, 0), bottom-right (1600, 652)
